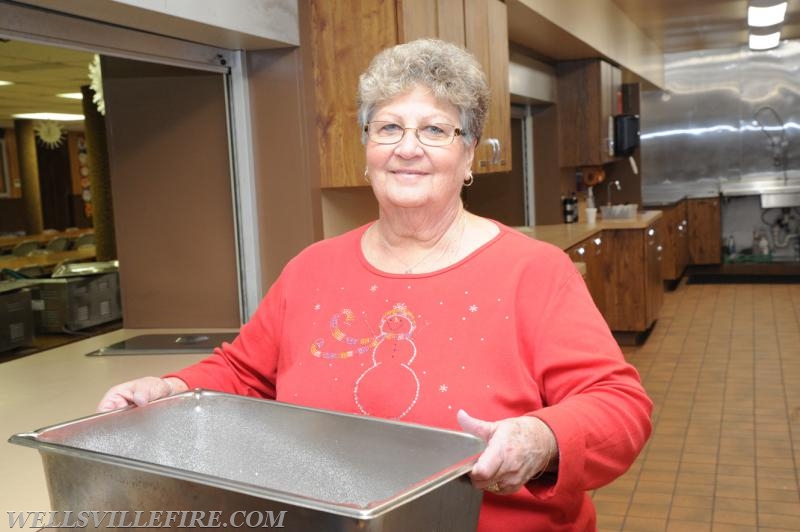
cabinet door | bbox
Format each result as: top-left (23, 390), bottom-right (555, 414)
top-left (565, 234), bottom-right (605, 320)
top-left (310, 0), bottom-right (399, 188)
top-left (645, 222), bottom-right (663, 324)
top-left (586, 233), bottom-right (606, 316)
top-left (687, 197), bottom-right (721, 264)
top-left (398, 0), bottom-right (465, 44)
top-left (465, 0), bottom-right (511, 174)
top-left (556, 59), bottom-right (620, 167)
top-left (602, 228), bottom-right (647, 332)
top-left (660, 204), bottom-right (680, 281)
top-left (676, 201), bottom-right (689, 274)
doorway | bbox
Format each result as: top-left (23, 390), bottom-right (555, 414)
top-left (462, 107), bottom-right (531, 226)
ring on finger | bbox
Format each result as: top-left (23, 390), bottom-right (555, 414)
top-left (487, 482), bottom-right (501, 492)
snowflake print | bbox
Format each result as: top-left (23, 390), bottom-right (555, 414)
top-left (439, 384), bottom-right (448, 392)
top-left (369, 285), bottom-right (378, 292)
top-left (468, 304), bottom-right (479, 313)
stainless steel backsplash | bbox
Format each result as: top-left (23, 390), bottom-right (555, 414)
top-left (641, 41), bottom-right (800, 196)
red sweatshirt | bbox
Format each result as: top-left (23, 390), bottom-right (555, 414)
top-left (171, 222), bottom-right (652, 531)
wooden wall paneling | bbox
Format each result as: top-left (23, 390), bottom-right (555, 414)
top-left (531, 104), bottom-right (566, 225)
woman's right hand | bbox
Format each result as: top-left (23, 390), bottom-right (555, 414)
top-left (96, 376), bottom-right (187, 412)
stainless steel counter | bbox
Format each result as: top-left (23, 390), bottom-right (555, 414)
top-left (0, 327), bottom-right (234, 527)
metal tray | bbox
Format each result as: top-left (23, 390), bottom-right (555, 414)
top-left (10, 390), bottom-right (484, 531)
top-left (85, 332), bottom-right (238, 356)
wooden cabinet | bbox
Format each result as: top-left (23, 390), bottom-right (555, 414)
top-left (307, 1), bottom-right (397, 188)
top-left (687, 197), bottom-right (721, 265)
top-left (307, 0), bottom-right (510, 188)
top-left (566, 233), bottom-right (606, 316)
top-left (556, 59), bottom-right (622, 167)
top-left (660, 200), bottom-right (689, 283)
top-left (602, 220), bottom-right (664, 332)
top-left (464, 0), bottom-right (511, 173)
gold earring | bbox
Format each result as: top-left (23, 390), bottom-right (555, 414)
top-left (463, 172), bottom-right (474, 187)
top-left (364, 168), bottom-right (370, 182)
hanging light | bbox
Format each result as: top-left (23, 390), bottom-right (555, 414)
top-left (749, 28), bottom-right (782, 50)
top-left (748, 1), bottom-right (788, 27)
top-left (748, 1), bottom-right (787, 51)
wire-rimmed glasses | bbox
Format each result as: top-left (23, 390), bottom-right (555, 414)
top-left (364, 121), bottom-right (463, 147)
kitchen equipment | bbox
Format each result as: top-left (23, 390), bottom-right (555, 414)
top-left (86, 332), bottom-right (238, 356)
top-left (600, 203), bottom-right (638, 219)
top-left (26, 272), bottom-right (121, 333)
top-left (9, 390), bottom-right (485, 531)
top-left (0, 283), bottom-right (34, 352)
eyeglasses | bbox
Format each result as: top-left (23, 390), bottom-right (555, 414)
top-left (364, 121), bottom-right (463, 147)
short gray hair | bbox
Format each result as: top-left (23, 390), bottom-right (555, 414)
top-left (357, 39), bottom-right (490, 145)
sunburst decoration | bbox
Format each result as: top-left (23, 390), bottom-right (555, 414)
top-left (33, 120), bottom-right (65, 149)
top-left (88, 54), bottom-right (106, 116)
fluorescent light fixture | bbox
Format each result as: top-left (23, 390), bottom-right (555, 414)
top-left (57, 92), bottom-right (83, 100)
top-left (748, 2), bottom-right (787, 27)
top-left (0, 80), bottom-right (13, 86)
top-left (749, 31), bottom-right (782, 50)
top-left (12, 112), bottom-right (85, 121)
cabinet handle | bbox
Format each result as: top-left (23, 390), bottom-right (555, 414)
top-left (490, 138), bottom-right (501, 165)
top-left (576, 246), bottom-right (586, 256)
top-left (648, 228), bottom-right (655, 236)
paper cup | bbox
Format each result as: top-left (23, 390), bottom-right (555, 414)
top-left (585, 207), bottom-right (597, 224)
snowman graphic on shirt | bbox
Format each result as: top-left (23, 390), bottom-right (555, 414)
top-left (310, 303), bottom-right (420, 419)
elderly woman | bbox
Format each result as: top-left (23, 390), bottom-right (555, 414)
top-left (99, 39), bottom-right (652, 531)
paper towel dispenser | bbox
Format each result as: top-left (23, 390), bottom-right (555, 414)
top-left (614, 114), bottom-right (640, 157)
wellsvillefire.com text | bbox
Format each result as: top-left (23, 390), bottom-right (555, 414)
top-left (8, 510), bottom-right (287, 528)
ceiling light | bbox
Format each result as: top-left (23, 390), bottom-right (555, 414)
top-left (57, 92), bottom-right (83, 100)
top-left (0, 80), bottom-right (13, 86)
top-left (748, 2), bottom-right (788, 27)
top-left (12, 112), bottom-right (84, 121)
top-left (749, 31), bottom-right (782, 50)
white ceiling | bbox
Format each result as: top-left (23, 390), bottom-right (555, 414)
top-left (612, 0), bottom-right (800, 54)
top-left (0, 39), bottom-right (93, 126)
top-left (0, 1), bottom-right (798, 123)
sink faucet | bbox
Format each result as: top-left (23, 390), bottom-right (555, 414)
top-left (607, 180), bottom-right (621, 206)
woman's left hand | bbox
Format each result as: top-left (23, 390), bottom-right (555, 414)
top-left (457, 409), bottom-right (558, 495)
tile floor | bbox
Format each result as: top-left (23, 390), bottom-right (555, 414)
top-left (592, 280), bottom-right (800, 531)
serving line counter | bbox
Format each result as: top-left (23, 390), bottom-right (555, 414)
top-left (0, 327), bottom-right (234, 525)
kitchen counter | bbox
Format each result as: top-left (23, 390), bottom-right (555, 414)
top-left (514, 210), bottom-right (663, 250)
top-left (0, 328), bottom-right (235, 527)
